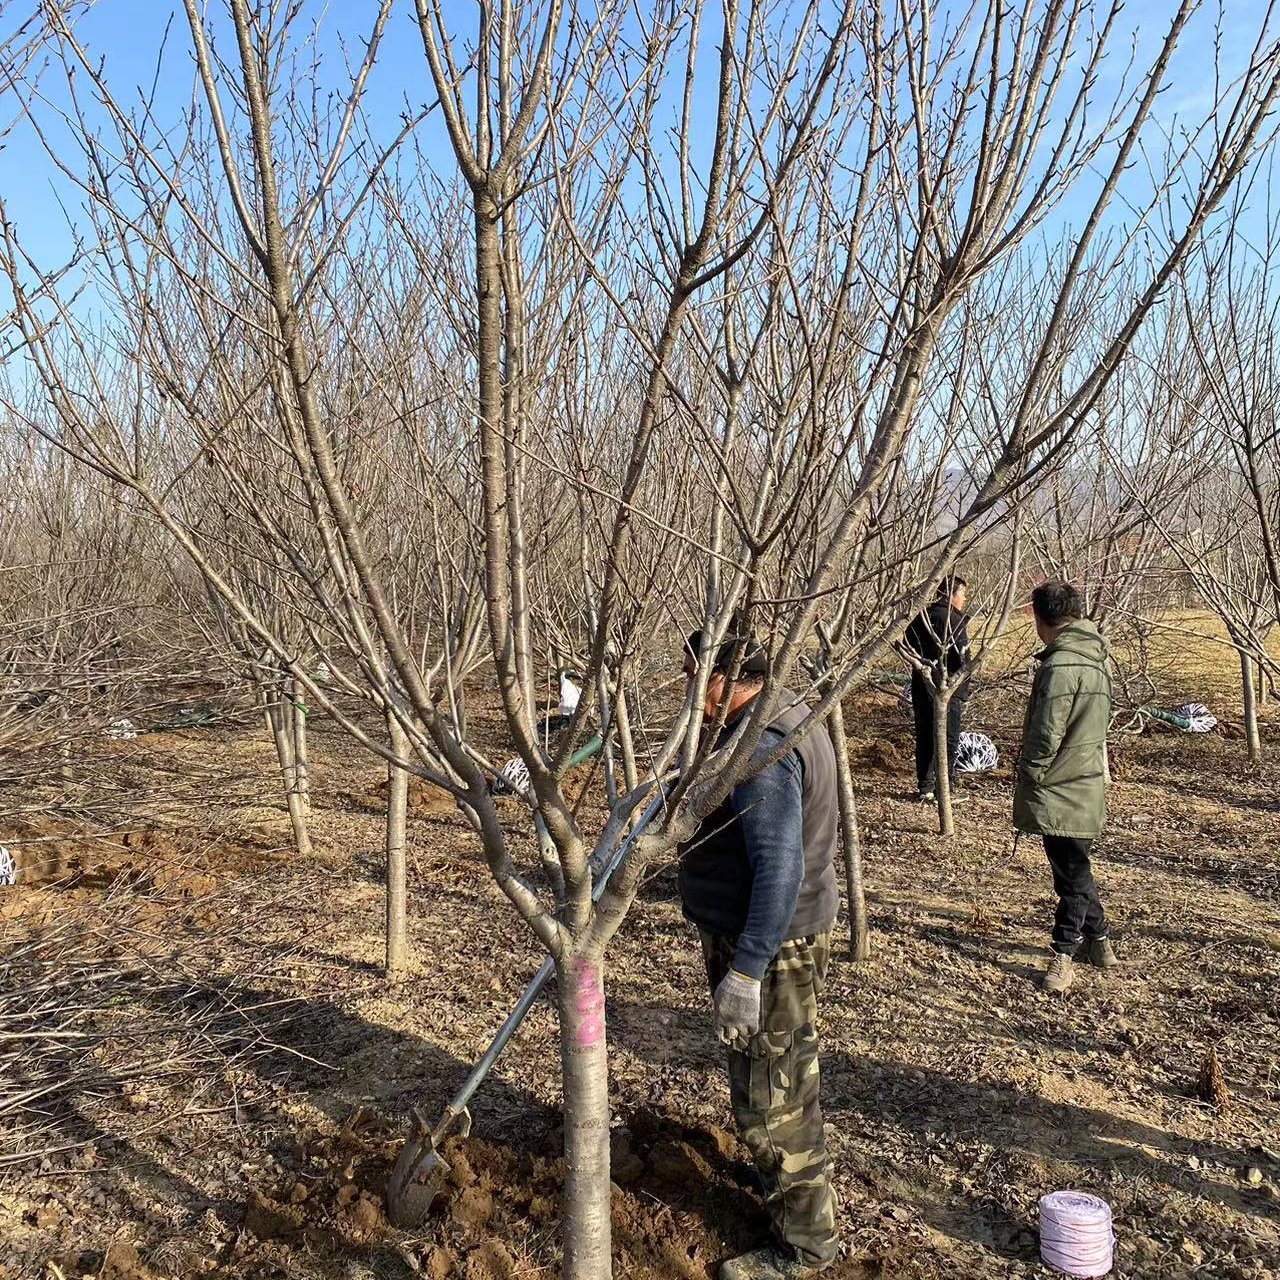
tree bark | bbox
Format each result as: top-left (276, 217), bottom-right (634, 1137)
top-left (933, 683), bottom-right (955, 838)
top-left (291, 677), bottom-right (311, 812)
top-left (557, 953), bottom-right (611, 1279)
top-left (1241, 650), bottom-right (1263, 763)
top-left (266, 689), bottom-right (312, 857)
top-left (386, 713), bottom-right (410, 973)
top-left (827, 699), bottom-right (870, 960)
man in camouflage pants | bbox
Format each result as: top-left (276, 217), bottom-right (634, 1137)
top-left (680, 632), bottom-right (840, 1280)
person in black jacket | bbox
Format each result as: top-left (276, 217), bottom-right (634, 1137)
top-left (905, 576), bottom-right (970, 801)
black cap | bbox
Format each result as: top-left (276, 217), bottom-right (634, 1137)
top-left (683, 629), bottom-right (768, 675)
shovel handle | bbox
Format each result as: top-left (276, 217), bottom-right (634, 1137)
top-left (443, 786), bottom-right (667, 1119)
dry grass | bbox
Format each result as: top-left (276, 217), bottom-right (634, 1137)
top-left (973, 608), bottom-right (1280, 717)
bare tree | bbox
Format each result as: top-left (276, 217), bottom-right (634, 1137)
top-left (1168, 239), bottom-right (1280, 759)
top-left (4, 5), bottom-right (1280, 1279)
top-left (1022, 308), bottom-right (1211, 724)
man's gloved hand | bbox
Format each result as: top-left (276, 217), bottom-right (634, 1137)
top-left (713, 970), bottom-right (761, 1048)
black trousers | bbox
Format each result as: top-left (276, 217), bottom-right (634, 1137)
top-left (911, 673), bottom-right (962, 791)
top-left (1044, 836), bottom-right (1108, 955)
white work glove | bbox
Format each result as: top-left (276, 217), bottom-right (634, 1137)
top-left (713, 970), bottom-right (762, 1048)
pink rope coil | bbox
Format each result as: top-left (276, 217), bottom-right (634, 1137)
top-left (1038, 1190), bottom-right (1114, 1277)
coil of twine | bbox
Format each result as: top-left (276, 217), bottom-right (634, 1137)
top-left (1038, 1190), bottom-right (1114, 1277)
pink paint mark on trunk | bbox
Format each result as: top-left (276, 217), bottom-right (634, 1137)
top-left (570, 957), bottom-right (605, 1048)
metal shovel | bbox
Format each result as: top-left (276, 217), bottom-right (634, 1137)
top-left (386, 788), bottom-right (666, 1227)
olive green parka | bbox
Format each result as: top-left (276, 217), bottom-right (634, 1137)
top-left (1013, 620), bottom-right (1112, 838)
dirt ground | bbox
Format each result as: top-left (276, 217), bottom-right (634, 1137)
top-left (2, 665), bottom-right (1278, 1279)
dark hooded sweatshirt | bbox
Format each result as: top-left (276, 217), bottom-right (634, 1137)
top-left (905, 599), bottom-right (971, 676)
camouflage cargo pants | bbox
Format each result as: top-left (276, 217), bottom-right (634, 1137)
top-left (700, 930), bottom-right (838, 1267)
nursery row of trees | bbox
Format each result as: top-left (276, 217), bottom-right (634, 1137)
top-left (3, 3), bottom-right (1280, 1276)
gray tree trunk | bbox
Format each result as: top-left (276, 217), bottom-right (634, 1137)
top-left (1242, 650), bottom-right (1263, 763)
top-left (933, 683), bottom-right (955, 838)
top-left (385, 713), bottom-right (410, 973)
top-left (827, 699), bottom-right (870, 960)
top-left (265, 690), bottom-right (312, 857)
top-left (614, 685), bottom-right (640, 795)
top-left (290, 677), bottom-right (311, 812)
top-left (557, 954), bottom-right (611, 1278)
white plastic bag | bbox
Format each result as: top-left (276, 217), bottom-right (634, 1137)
top-left (1173, 702), bottom-right (1217, 733)
top-left (955, 731), bottom-right (998, 773)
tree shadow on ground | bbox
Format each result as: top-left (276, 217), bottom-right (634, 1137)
top-left (608, 996), bottom-right (720, 1072)
top-left (1123, 917), bottom-right (1280, 956)
top-left (1098, 837), bottom-right (1279, 904)
top-left (824, 1055), bottom-right (1276, 1225)
top-left (11, 971), bottom-right (557, 1280)
top-left (872, 913), bottom-right (1044, 986)
top-left (25, 961), bottom-right (798, 1278)
top-left (1118, 758), bottom-right (1279, 815)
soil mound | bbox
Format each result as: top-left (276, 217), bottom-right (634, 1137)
top-left (0, 817), bottom-right (224, 918)
top-left (347, 775), bottom-right (455, 816)
top-left (445, 1107), bottom-right (768, 1278)
top-left (243, 1105), bottom-right (781, 1278)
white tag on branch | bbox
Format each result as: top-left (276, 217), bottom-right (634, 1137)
top-left (0, 846), bottom-right (15, 887)
top-left (104, 718), bottom-right (138, 740)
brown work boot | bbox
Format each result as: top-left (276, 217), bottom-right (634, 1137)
top-left (720, 1246), bottom-right (830, 1279)
top-left (1041, 951), bottom-right (1074, 995)
top-left (1080, 937), bottom-right (1119, 969)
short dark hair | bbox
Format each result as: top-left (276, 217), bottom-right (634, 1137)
top-left (683, 629), bottom-right (768, 677)
top-left (937, 575), bottom-right (967, 599)
top-left (1031, 581), bottom-right (1083, 627)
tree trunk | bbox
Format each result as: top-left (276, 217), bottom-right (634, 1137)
top-left (557, 953), bottom-right (611, 1279)
top-left (385, 713), bottom-right (410, 974)
top-left (290, 677), bottom-right (311, 812)
top-left (614, 685), bottom-right (640, 796)
top-left (266, 690), bottom-right (312, 857)
top-left (1241, 650), bottom-right (1263, 763)
top-left (827, 699), bottom-right (870, 960)
top-left (933, 684), bottom-right (955, 838)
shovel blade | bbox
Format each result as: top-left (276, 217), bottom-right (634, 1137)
top-left (386, 1131), bottom-right (449, 1228)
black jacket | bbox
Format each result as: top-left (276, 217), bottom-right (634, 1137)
top-left (906, 600), bottom-right (970, 676)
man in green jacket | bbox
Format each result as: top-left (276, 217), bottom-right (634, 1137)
top-left (1014, 582), bottom-right (1120, 994)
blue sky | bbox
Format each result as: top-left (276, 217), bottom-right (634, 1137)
top-left (2, 1), bottom-right (442, 264)
top-left (2, 1), bottom-right (1277, 284)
